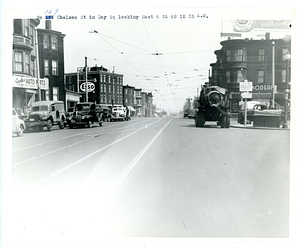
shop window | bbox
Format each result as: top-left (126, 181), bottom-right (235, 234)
top-left (52, 60), bottom-right (58, 75)
top-left (14, 51), bottom-right (23, 72)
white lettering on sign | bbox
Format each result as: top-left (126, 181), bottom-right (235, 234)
top-left (252, 84), bottom-right (273, 91)
top-left (80, 82), bottom-right (95, 92)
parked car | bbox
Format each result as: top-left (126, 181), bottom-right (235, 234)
top-left (238, 101), bottom-right (283, 124)
top-left (24, 101), bottom-right (66, 131)
top-left (12, 108), bottom-right (26, 136)
top-left (67, 102), bottom-right (103, 128)
top-left (110, 106), bottom-right (127, 121)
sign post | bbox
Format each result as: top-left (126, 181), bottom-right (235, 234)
top-left (240, 81), bottom-right (253, 126)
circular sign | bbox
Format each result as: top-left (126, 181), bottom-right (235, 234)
top-left (80, 82), bottom-right (95, 92)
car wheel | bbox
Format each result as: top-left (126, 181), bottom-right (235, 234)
top-left (47, 120), bottom-right (53, 131)
top-left (225, 116), bottom-right (230, 128)
top-left (59, 121), bottom-right (64, 129)
top-left (17, 124), bottom-right (24, 136)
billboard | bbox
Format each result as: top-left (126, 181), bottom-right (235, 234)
top-left (221, 20), bottom-right (291, 39)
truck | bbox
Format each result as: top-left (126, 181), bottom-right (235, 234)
top-left (67, 102), bottom-right (104, 128)
top-left (24, 101), bottom-right (66, 131)
top-left (109, 106), bottom-right (127, 121)
top-left (195, 86), bottom-right (231, 128)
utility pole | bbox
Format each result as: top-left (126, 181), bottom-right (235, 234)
top-left (35, 27), bottom-right (41, 101)
top-left (271, 41), bottom-right (275, 108)
top-left (85, 56), bottom-right (88, 102)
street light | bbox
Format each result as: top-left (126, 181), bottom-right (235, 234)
top-left (283, 51), bottom-right (291, 128)
top-left (271, 41), bottom-right (275, 108)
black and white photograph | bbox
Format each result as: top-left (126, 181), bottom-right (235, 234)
top-left (0, 2), bottom-right (298, 248)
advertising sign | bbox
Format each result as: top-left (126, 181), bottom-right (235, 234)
top-left (239, 81), bottom-right (253, 92)
top-left (13, 76), bottom-right (49, 90)
top-left (221, 20), bottom-right (291, 39)
top-left (80, 82), bottom-right (95, 92)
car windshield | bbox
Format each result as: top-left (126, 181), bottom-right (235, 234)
top-left (76, 104), bottom-right (90, 111)
top-left (31, 106), bottom-right (48, 112)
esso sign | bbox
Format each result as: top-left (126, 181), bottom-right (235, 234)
top-left (80, 82), bottom-right (95, 92)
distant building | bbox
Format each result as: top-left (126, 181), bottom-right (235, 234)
top-left (123, 84), bottom-right (136, 117)
top-left (65, 65), bottom-right (124, 109)
top-left (37, 20), bottom-right (66, 105)
top-left (134, 88), bottom-right (142, 117)
top-left (12, 18), bottom-right (49, 114)
top-left (210, 35), bottom-right (291, 112)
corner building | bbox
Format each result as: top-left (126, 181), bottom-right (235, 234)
top-left (210, 36), bottom-right (291, 112)
top-left (12, 19), bottom-right (49, 114)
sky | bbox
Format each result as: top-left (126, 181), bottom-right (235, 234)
top-left (37, 16), bottom-right (223, 112)
top-left (2, 5), bottom-right (295, 113)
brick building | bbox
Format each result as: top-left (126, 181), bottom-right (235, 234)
top-left (210, 36), bottom-right (291, 112)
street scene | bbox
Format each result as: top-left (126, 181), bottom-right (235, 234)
top-left (10, 117), bottom-right (290, 242)
top-left (2, 6), bottom-right (296, 248)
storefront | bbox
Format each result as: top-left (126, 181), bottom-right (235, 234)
top-left (12, 75), bottom-right (49, 115)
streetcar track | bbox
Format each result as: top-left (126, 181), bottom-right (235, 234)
top-left (28, 118), bottom-right (163, 188)
top-left (12, 118), bottom-right (154, 153)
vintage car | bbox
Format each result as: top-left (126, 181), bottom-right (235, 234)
top-left (110, 106), bottom-right (127, 121)
top-left (24, 101), bottom-right (66, 131)
top-left (195, 86), bottom-right (231, 128)
top-left (67, 102), bottom-right (103, 128)
top-left (12, 108), bottom-right (26, 136)
top-left (237, 101), bottom-right (282, 124)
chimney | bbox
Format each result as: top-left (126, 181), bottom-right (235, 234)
top-left (45, 20), bottom-right (52, 30)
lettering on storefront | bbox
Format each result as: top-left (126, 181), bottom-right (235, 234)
top-left (252, 84), bottom-right (273, 92)
top-left (13, 76), bottom-right (49, 90)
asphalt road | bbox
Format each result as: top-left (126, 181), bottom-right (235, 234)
top-left (8, 117), bottom-right (290, 244)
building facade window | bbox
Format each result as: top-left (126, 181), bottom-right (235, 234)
top-left (226, 71), bottom-right (231, 83)
top-left (282, 48), bottom-right (289, 60)
top-left (53, 87), bottom-right (59, 100)
top-left (226, 50), bottom-right (231, 62)
top-left (25, 53), bottom-right (30, 74)
top-left (258, 49), bottom-right (265, 62)
top-left (24, 19), bottom-right (29, 37)
top-left (30, 59), bottom-right (35, 77)
top-left (14, 51), bottom-right (23, 72)
top-left (52, 60), bottom-right (58, 75)
top-left (51, 36), bottom-right (58, 50)
top-left (237, 70), bottom-right (243, 83)
top-left (232, 49), bottom-right (246, 62)
top-left (44, 59), bottom-right (49, 75)
top-left (281, 70), bottom-right (287, 83)
top-left (258, 70), bottom-right (265, 83)
top-left (30, 26), bottom-right (34, 45)
top-left (43, 35), bottom-right (49, 49)
top-left (14, 19), bottom-right (22, 35)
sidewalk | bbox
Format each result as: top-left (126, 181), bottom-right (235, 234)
top-left (230, 118), bottom-right (290, 130)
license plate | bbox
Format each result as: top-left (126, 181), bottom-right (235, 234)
top-left (30, 118), bottom-right (35, 121)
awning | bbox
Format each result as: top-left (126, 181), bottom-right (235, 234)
top-left (127, 106), bottom-right (136, 111)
